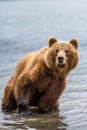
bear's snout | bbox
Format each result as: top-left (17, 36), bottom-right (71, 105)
top-left (58, 56), bottom-right (64, 64)
top-left (57, 55), bottom-right (66, 66)
top-left (57, 50), bottom-right (66, 66)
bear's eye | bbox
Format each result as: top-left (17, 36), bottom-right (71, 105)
top-left (55, 49), bottom-right (59, 53)
top-left (65, 50), bottom-right (69, 53)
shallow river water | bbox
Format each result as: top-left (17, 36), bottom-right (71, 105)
top-left (0, 0), bottom-right (87, 130)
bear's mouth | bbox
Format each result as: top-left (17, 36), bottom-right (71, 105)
top-left (57, 63), bottom-right (66, 67)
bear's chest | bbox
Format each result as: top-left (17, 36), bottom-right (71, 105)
top-left (36, 76), bottom-right (59, 93)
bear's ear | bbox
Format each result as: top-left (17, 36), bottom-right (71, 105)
top-left (69, 38), bottom-right (79, 49)
top-left (48, 37), bottom-right (57, 47)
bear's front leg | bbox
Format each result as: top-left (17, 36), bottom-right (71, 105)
top-left (38, 79), bottom-right (65, 113)
top-left (38, 87), bottom-right (58, 113)
top-left (17, 99), bottom-right (32, 115)
top-left (15, 88), bottom-right (32, 115)
top-left (14, 74), bottom-right (32, 115)
top-left (38, 93), bottom-right (54, 113)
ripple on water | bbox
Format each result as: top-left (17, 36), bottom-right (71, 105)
top-left (0, 110), bottom-right (68, 130)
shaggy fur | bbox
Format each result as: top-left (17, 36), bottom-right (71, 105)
top-left (2, 37), bottom-right (79, 114)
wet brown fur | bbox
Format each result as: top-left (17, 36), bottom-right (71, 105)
top-left (2, 37), bottom-right (79, 113)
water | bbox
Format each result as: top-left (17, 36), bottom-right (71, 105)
top-left (0, 0), bottom-right (87, 129)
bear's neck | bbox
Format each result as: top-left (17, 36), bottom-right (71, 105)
top-left (45, 65), bottom-right (69, 80)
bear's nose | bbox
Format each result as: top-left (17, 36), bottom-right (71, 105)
top-left (58, 56), bottom-right (64, 64)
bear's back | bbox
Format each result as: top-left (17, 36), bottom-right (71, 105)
top-left (14, 47), bottom-right (48, 80)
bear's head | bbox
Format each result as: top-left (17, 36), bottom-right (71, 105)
top-left (45, 37), bottom-right (79, 78)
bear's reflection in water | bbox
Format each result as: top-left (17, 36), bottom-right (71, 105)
top-left (1, 108), bottom-right (68, 130)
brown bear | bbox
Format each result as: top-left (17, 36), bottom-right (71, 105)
top-left (1, 37), bottom-right (79, 115)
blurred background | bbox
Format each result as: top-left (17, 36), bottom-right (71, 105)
top-left (0, 0), bottom-right (87, 130)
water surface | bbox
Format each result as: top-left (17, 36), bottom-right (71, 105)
top-left (0, 0), bottom-right (87, 130)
